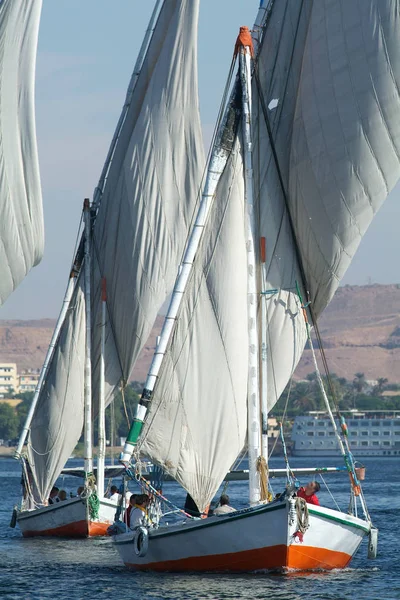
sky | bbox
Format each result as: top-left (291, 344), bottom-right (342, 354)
top-left (2, 0), bottom-right (400, 320)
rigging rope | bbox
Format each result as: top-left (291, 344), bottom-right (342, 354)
top-left (295, 497), bottom-right (309, 535)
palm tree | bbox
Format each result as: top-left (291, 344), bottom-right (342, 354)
top-left (353, 373), bottom-right (366, 394)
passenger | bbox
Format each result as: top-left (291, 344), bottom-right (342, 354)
top-left (213, 494), bottom-right (236, 515)
top-left (124, 494), bottom-right (137, 527)
top-left (58, 489), bottom-right (67, 501)
top-left (297, 481), bottom-right (320, 506)
top-left (108, 485), bottom-right (120, 503)
top-left (129, 494), bottom-right (149, 529)
top-left (48, 487), bottom-right (60, 505)
top-left (184, 493), bottom-right (201, 517)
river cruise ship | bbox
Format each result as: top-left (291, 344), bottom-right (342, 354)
top-left (291, 411), bottom-right (400, 457)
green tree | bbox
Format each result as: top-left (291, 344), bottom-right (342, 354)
top-left (15, 392), bottom-right (34, 429)
top-left (0, 403), bottom-right (19, 440)
top-left (353, 373), bottom-right (366, 394)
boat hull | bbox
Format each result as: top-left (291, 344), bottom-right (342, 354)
top-left (17, 496), bottom-right (118, 538)
top-left (113, 500), bottom-right (370, 572)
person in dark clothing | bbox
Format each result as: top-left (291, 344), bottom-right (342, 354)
top-left (184, 493), bottom-right (201, 517)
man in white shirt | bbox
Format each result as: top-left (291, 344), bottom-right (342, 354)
top-left (213, 494), bottom-right (236, 516)
top-left (129, 494), bottom-right (150, 529)
top-left (108, 485), bottom-right (121, 503)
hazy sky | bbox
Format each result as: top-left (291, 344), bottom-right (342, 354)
top-left (2, 0), bottom-right (400, 320)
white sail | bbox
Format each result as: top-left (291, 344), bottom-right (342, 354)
top-left (90, 0), bottom-right (205, 411)
top-left (0, 0), bottom-right (44, 306)
top-left (254, 0), bottom-right (400, 410)
top-left (27, 280), bottom-right (86, 504)
top-left (139, 137), bottom-right (248, 512)
top-left (23, 0), bottom-right (204, 500)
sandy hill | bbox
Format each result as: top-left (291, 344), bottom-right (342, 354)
top-left (1, 284), bottom-right (400, 383)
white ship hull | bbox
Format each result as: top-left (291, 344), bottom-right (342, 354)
top-left (114, 499), bottom-right (370, 572)
top-left (17, 496), bottom-right (118, 538)
top-left (292, 448), bottom-right (399, 458)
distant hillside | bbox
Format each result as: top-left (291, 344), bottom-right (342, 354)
top-left (1, 284), bottom-right (400, 383)
top-left (295, 284), bottom-right (400, 383)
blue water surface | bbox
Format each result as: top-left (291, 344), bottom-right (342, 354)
top-left (0, 455), bottom-right (398, 600)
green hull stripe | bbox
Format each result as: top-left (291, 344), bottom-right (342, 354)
top-left (308, 507), bottom-right (370, 533)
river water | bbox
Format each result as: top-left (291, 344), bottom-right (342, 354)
top-left (0, 455), bottom-right (398, 599)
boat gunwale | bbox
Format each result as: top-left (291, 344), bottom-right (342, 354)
top-left (17, 495), bottom-right (118, 521)
top-left (114, 498), bottom-right (370, 546)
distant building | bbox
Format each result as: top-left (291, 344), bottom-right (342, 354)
top-left (0, 363), bottom-right (18, 396)
top-left (18, 371), bottom-right (39, 393)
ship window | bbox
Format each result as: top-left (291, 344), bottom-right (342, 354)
top-left (308, 441), bottom-right (313, 446)
top-left (317, 422), bottom-right (325, 426)
top-left (383, 442), bottom-right (391, 446)
top-left (307, 432), bottom-right (314, 436)
top-left (372, 431), bottom-right (379, 436)
top-left (328, 431), bottom-right (334, 436)
top-left (352, 441), bottom-right (357, 446)
top-left (361, 431), bottom-right (368, 436)
top-left (351, 431), bottom-right (358, 436)
top-left (300, 441), bottom-right (305, 445)
top-left (331, 441), bottom-right (335, 445)
top-left (393, 422), bottom-right (400, 428)
top-left (373, 421), bottom-right (381, 426)
top-left (363, 421), bottom-right (370, 426)
top-left (318, 432), bottom-right (325, 436)
top-left (307, 422), bottom-right (314, 427)
top-left (394, 442), bottom-right (400, 447)
top-left (372, 442), bottom-right (379, 446)
top-left (384, 431), bottom-right (391, 436)
top-left (395, 432), bottom-right (400, 436)
top-left (361, 441), bottom-right (368, 446)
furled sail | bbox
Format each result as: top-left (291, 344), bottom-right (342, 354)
top-left (27, 279), bottom-right (86, 503)
top-left (0, 0), bottom-right (44, 306)
top-left (139, 136), bottom-right (248, 512)
top-left (90, 0), bottom-right (205, 411)
top-left (253, 0), bottom-right (400, 410)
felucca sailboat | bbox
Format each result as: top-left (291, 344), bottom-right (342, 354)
top-left (14, 0), bottom-right (204, 537)
top-left (113, 0), bottom-right (400, 571)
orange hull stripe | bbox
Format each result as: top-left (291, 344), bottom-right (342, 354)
top-left (22, 520), bottom-right (110, 539)
top-left (126, 544), bottom-right (351, 572)
top-left (287, 545), bottom-right (352, 570)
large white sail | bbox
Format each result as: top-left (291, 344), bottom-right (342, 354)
top-left (139, 137), bottom-right (248, 512)
top-left (23, 0), bottom-right (204, 499)
top-left (27, 280), bottom-right (86, 504)
top-left (254, 0), bottom-right (400, 410)
top-left (0, 0), bottom-right (44, 306)
top-left (90, 0), bottom-right (205, 412)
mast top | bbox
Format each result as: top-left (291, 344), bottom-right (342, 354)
top-left (234, 26), bottom-right (254, 57)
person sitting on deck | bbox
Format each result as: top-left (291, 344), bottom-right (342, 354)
top-left (58, 489), bottom-right (67, 501)
top-left (48, 487), bottom-right (60, 505)
top-left (108, 485), bottom-right (120, 503)
top-left (296, 481), bottom-right (320, 506)
top-left (184, 493), bottom-right (201, 517)
top-left (124, 494), bottom-right (137, 527)
top-left (213, 494), bottom-right (236, 516)
top-left (128, 494), bottom-right (149, 529)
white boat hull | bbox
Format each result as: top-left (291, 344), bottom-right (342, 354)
top-left (17, 496), bottom-right (119, 538)
top-left (114, 499), bottom-right (370, 572)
